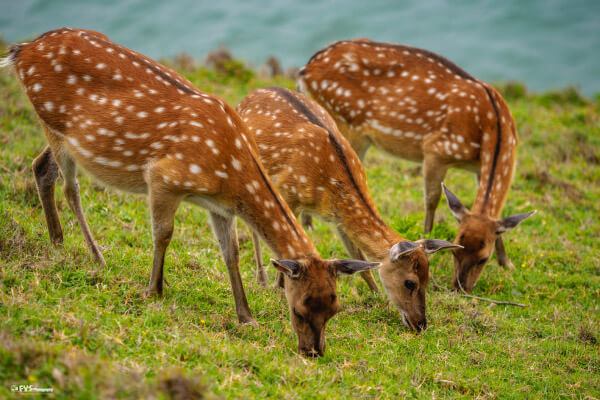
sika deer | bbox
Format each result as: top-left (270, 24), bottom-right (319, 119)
top-left (297, 39), bottom-right (534, 291)
top-left (1, 28), bottom-right (379, 356)
top-left (237, 87), bottom-right (461, 330)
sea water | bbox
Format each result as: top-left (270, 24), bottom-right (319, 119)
top-left (1, 0), bottom-right (598, 94)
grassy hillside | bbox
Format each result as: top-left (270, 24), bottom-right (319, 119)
top-left (0, 48), bottom-right (599, 399)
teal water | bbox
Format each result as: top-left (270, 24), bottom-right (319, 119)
top-left (1, 0), bottom-right (599, 94)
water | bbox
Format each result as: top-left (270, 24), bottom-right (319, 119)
top-left (1, 0), bottom-right (599, 94)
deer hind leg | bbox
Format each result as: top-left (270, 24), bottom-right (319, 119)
top-left (32, 145), bottom-right (63, 246)
top-left (209, 212), bottom-right (255, 325)
top-left (53, 148), bottom-right (106, 266)
top-left (251, 231), bottom-right (269, 286)
top-left (423, 154), bottom-right (449, 234)
top-left (336, 227), bottom-right (379, 292)
top-left (494, 236), bottom-right (513, 267)
top-left (146, 178), bottom-right (181, 296)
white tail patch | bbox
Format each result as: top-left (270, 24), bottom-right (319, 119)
top-left (0, 56), bottom-right (14, 69)
top-left (0, 44), bottom-right (21, 69)
top-left (296, 73), bottom-right (308, 95)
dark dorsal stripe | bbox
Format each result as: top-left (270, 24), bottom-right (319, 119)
top-left (303, 39), bottom-right (502, 210)
top-left (249, 152), bottom-right (301, 238)
top-left (348, 39), bottom-right (478, 82)
top-left (303, 39), bottom-right (478, 82)
top-left (79, 31), bottom-right (201, 97)
top-left (268, 86), bottom-right (385, 226)
top-left (67, 31), bottom-right (301, 238)
top-left (481, 86), bottom-right (502, 207)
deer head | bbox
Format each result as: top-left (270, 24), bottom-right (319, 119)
top-left (237, 86), bottom-right (462, 333)
top-left (442, 184), bottom-right (535, 291)
top-left (378, 239), bottom-right (460, 331)
top-left (3, 27), bottom-right (388, 358)
top-left (272, 256), bottom-right (379, 356)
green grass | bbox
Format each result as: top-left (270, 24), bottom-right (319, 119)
top-left (0, 51), bottom-right (599, 399)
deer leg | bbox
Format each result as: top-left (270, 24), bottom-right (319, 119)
top-left (337, 121), bottom-right (370, 162)
top-left (495, 236), bottom-right (514, 267)
top-left (252, 231), bottom-right (269, 286)
top-left (301, 213), bottom-right (314, 231)
top-left (209, 212), bottom-right (255, 325)
top-left (274, 207), bottom-right (304, 290)
top-left (336, 227), bottom-right (379, 292)
top-left (423, 155), bottom-right (449, 234)
top-left (147, 182), bottom-right (181, 296)
top-left (354, 143), bottom-right (370, 163)
top-left (32, 145), bottom-right (63, 246)
top-left (55, 151), bottom-right (105, 266)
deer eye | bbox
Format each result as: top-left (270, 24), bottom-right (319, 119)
top-left (405, 280), bottom-right (416, 292)
top-left (478, 257), bottom-right (489, 265)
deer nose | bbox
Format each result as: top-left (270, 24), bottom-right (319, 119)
top-left (453, 274), bottom-right (471, 292)
top-left (301, 347), bottom-right (323, 357)
top-left (453, 278), bottom-right (463, 291)
top-left (416, 318), bottom-right (427, 332)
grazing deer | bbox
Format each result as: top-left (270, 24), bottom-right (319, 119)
top-left (297, 39), bottom-right (535, 291)
top-left (1, 28), bottom-right (379, 356)
top-left (237, 87), bottom-right (461, 331)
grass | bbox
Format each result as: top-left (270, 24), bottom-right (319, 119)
top-left (0, 45), bottom-right (599, 399)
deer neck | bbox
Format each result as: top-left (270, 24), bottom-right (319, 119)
top-left (232, 152), bottom-right (318, 260)
top-left (334, 199), bottom-right (402, 261)
top-left (471, 87), bottom-right (517, 219)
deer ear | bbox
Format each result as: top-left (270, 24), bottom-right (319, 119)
top-left (496, 210), bottom-right (536, 234)
top-left (271, 259), bottom-right (301, 277)
top-left (442, 183), bottom-right (468, 221)
top-left (333, 259), bottom-right (381, 275)
top-left (390, 241), bottom-right (421, 261)
top-left (415, 239), bottom-right (463, 254)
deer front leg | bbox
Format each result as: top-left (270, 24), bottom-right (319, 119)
top-left (301, 213), bottom-right (314, 231)
top-left (209, 212), bottom-right (255, 325)
top-left (495, 236), bottom-right (513, 267)
top-left (252, 231), bottom-right (269, 286)
top-left (54, 149), bottom-right (105, 266)
top-left (32, 145), bottom-right (63, 246)
top-left (423, 154), bottom-right (449, 234)
top-left (337, 120), bottom-right (370, 162)
top-left (336, 227), bottom-right (379, 292)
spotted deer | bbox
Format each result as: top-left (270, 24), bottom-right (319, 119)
top-left (297, 39), bottom-right (535, 291)
top-left (237, 87), bottom-right (461, 331)
top-left (1, 28), bottom-right (379, 356)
